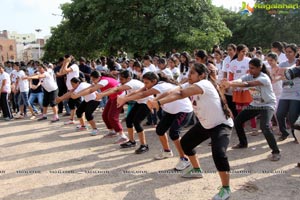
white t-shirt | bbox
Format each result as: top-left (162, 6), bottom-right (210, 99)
top-left (66, 64), bottom-right (80, 90)
top-left (10, 70), bottom-right (18, 83)
top-left (125, 79), bottom-right (152, 104)
top-left (153, 82), bottom-right (193, 114)
top-left (17, 70), bottom-right (29, 92)
top-left (183, 80), bottom-right (233, 129)
top-left (142, 67), bottom-right (151, 75)
top-left (278, 53), bottom-right (287, 64)
top-left (0, 72), bottom-right (11, 93)
top-left (222, 56), bottom-right (232, 79)
top-left (229, 57), bottom-right (251, 80)
top-left (229, 57), bottom-right (251, 92)
top-left (47, 68), bottom-right (55, 79)
top-left (97, 79), bottom-right (109, 87)
top-left (74, 82), bottom-right (97, 102)
top-left (215, 61), bottom-right (224, 82)
top-left (148, 64), bottom-right (157, 72)
top-left (160, 68), bottom-right (174, 80)
top-left (41, 71), bottom-right (58, 92)
top-left (171, 67), bottom-right (180, 80)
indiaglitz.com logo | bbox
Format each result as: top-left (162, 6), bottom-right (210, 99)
top-left (240, 1), bottom-right (300, 16)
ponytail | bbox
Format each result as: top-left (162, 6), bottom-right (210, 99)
top-left (142, 72), bottom-right (178, 85)
top-left (209, 75), bottom-right (233, 119)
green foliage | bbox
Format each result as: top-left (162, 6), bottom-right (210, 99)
top-left (43, 0), bottom-right (231, 60)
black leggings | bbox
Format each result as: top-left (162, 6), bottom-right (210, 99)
top-left (180, 122), bottom-right (232, 171)
top-left (68, 97), bottom-right (82, 110)
top-left (156, 112), bottom-right (193, 141)
top-left (126, 103), bottom-right (150, 132)
top-left (76, 100), bottom-right (99, 121)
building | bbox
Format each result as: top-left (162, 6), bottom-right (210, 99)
top-left (8, 31), bottom-right (36, 44)
top-left (1, 30), bottom-right (47, 62)
top-left (0, 30), bottom-right (17, 63)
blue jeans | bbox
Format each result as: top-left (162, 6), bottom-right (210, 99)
top-left (19, 92), bottom-right (30, 107)
top-left (99, 96), bottom-right (108, 108)
top-left (276, 99), bottom-right (300, 138)
top-left (29, 92), bottom-right (44, 113)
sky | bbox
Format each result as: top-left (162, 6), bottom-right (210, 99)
top-left (0, 0), bottom-right (254, 38)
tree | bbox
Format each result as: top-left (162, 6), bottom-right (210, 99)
top-left (43, 0), bottom-right (231, 60)
top-left (219, 0), bottom-right (300, 50)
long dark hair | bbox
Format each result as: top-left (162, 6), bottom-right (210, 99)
top-left (142, 72), bottom-right (178, 86)
top-left (193, 63), bottom-right (232, 119)
top-left (180, 52), bottom-right (190, 73)
top-left (195, 50), bottom-right (208, 63)
top-left (231, 44), bottom-right (248, 61)
top-left (249, 58), bottom-right (272, 81)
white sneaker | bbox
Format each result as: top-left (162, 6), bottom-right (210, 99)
top-left (154, 150), bottom-right (173, 160)
top-left (90, 129), bottom-right (100, 136)
top-left (181, 166), bottom-right (203, 178)
top-left (114, 135), bottom-right (129, 144)
top-left (64, 120), bottom-right (75, 125)
top-left (175, 158), bottom-right (191, 171)
top-left (104, 131), bottom-right (118, 138)
top-left (212, 187), bottom-right (231, 200)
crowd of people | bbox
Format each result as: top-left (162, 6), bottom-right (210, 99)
top-left (0, 41), bottom-right (300, 200)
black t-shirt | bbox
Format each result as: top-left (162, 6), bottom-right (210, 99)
top-left (79, 64), bottom-right (91, 82)
top-left (54, 65), bottom-right (67, 89)
top-left (31, 78), bottom-right (43, 93)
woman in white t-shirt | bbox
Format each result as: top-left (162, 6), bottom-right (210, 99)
top-left (118, 72), bottom-right (193, 171)
top-left (24, 64), bottom-right (59, 122)
top-left (168, 57), bottom-right (180, 81)
top-left (266, 52), bottom-right (284, 127)
top-left (178, 52), bottom-right (191, 84)
top-left (147, 63), bottom-right (233, 200)
top-left (0, 64), bottom-right (13, 120)
top-left (56, 77), bottom-right (100, 136)
top-left (229, 44), bottom-right (257, 130)
top-left (96, 70), bottom-right (152, 154)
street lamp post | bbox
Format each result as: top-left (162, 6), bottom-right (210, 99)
top-left (35, 29), bottom-right (42, 60)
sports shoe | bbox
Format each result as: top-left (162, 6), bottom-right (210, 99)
top-left (30, 115), bottom-right (37, 120)
top-left (175, 158), bottom-right (191, 171)
top-left (4, 117), bottom-right (13, 121)
top-left (37, 116), bottom-right (48, 121)
top-left (90, 129), bottom-right (100, 136)
top-left (76, 125), bottom-right (88, 131)
top-left (268, 153), bottom-right (281, 161)
top-left (277, 135), bottom-right (288, 141)
top-left (114, 135), bottom-right (129, 144)
top-left (212, 187), bottom-right (231, 200)
top-left (181, 167), bottom-right (203, 178)
top-left (64, 120), bottom-right (75, 125)
top-left (51, 118), bottom-right (60, 123)
top-left (120, 140), bottom-right (137, 148)
top-left (154, 150), bottom-right (173, 160)
top-left (15, 113), bottom-right (24, 119)
top-left (103, 131), bottom-right (118, 138)
top-left (231, 143), bottom-right (248, 149)
top-left (135, 144), bottom-right (149, 154)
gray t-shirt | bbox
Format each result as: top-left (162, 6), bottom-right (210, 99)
top-left (279, 59), bottom-right (300, 100)
top-left (241, 73), bottom-right (276, 110)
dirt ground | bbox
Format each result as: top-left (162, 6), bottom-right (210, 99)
top-left (0, 109), bottom-right (300, 200)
